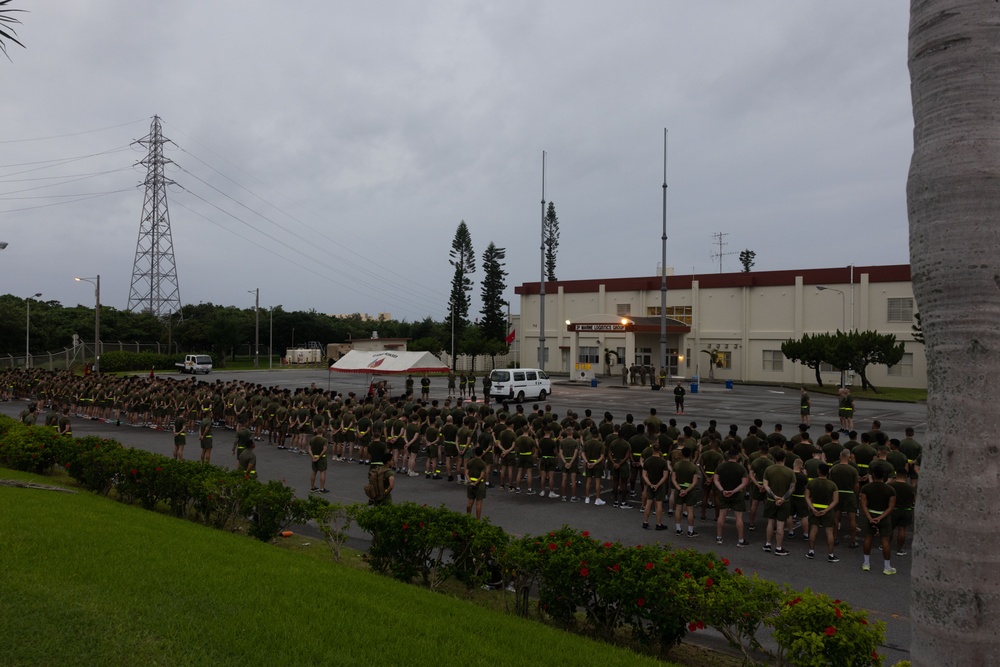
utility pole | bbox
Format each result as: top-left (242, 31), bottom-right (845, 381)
top-left (659, 130), bottom-right (669, 377)
top-left (250, 288), bottom-right (260, 368)
top-left (538, 151), bottom-right (547, 371)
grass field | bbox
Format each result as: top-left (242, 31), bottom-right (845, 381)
top-left (0, 468), bottom-right (680, 667)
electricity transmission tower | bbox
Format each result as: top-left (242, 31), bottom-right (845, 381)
top-left (127, 116), bottom-right (182, 317)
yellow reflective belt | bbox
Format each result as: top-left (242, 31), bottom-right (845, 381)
top-left (840, 490), bottom-right (855, 494)
top-left (812, 503), bottom-right (829, 509)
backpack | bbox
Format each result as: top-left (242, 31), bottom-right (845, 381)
top-left (365, 465), bottom-right (389, 503)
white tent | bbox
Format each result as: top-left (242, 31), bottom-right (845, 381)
top-left (328, 350), bottom-right (449, 375)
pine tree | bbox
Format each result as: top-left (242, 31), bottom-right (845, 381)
top-left (543, 202), bottom-right (560, 282)
top-left (445, 220), bottom-right (475, 339)
top-left (479, 242), bottom-right (508, 342)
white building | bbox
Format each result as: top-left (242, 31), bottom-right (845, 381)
top-left (513, 264), bottom-right (925, 388)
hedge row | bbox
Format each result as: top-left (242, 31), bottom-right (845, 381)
top-left (98, 351), bottom-right (189, 373)
top-left (0, 416), bottom-right (887, 666)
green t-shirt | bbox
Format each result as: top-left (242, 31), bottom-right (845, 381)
top-left (714, 460), bottom-right (747, 491)
top-left (673, 459), bottom-right (699, 488)
top-left (763, 463), bottom-right (795, 498)
top-left (643, 455), bottom-right (669, 485)
top-left (861, 481), bottom-right (896, 515)
top-left (806, 478), bottom-right (837, 507)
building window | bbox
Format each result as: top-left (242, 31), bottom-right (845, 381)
top-left (578, 346), bottom-right (599, 364)
top-left (635, 347), bottom-right (652, 366)
top-left (719, 351), bottom-right (732, 370)
top-left (615, 347), bottom-right (626, 365)
top-left (820, 362), bottom-right (841, 373)
top-left (616, 303), bottom-right (631, 316)
top-left (888, 353), bottom-right (914, 377)
top-left (762, 350), bottom-right (783, 372)
top-left (539, 347), bottom-right (549, 363)
top-left (685, 348), bottom-right (691, 369)
top-left (646, 305), bottom-right (693, 325)
top-left (887, 297), bottom-right (914, 322)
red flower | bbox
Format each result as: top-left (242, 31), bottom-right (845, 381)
top-left (549, 531), bottom-right (555, 537)
top-left (611, 563), bottom-right (620, 572)
top-left (130, 469), bottom-right (138, 475)
top-left (565, 540), bottom-right (572, 547)
top-left (697, 621), bottom-right (705, 629)
top-left (155, 466), bottom-right (162, 472)
top-left (721, 557), bottom-right (729, 566)
top-left (646, 562), bottom-right (654, 570)
top-left (860, 618), bottom-right (868, 625)
top-left (637, 597), bottom-right (645, 607)
top-left (707, 562), bottom-right (714, 569)
top-left (835, 607), bottom-right (843, 619)
top-left (549, 543), bottom-right (557, 551)
top-left (825, 626), bottom-right (836, 637)
top-left (705, 577), bottom-right (714, 589)
top-left (453, 532), bottom-right (458, 538)
top-left (834, 599), bottom-right (841, 604)
top-left (635, 544), bottom-right (643, 549)
top-left (872, 650), bottom-right (879, 659)
top-left (687, 622), bottom-right (697, 632)
top-left (580, 567), bottom-right (589, 577)
top-left (582, 530), bottom-right (590, 537)
top-left (64, 463), bottom-right (70, 469)
top-left (603, 541), bottom-right (613, 548)
top-left (580, 560), bottom-right (588, 566)
top-left (788, 597), bottom-right (803, 607)
top-left (418, 522), bottom-right (424, 528)
top-left (402, 523), bottom-right (409, 530)
top-left (734, 568), bottom-right (743, 575)
top-left (683, 572), bottom-right (691, 579)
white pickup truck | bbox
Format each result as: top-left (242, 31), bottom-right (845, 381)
top-left (176, 354), bottom-right (213, 374)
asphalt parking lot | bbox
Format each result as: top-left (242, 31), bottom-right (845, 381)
top-left (2, 369), bottom-right (923, 662)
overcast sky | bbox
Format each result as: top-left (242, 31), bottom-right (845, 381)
top-left (1, 2), bottom-right (912, 323)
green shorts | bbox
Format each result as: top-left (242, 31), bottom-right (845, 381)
top-left (539, 457), bottom-right (557, 472)
top-left (863, 514), bottom-right (893, 536)
top-left (425, 443), bottom-right (440, 459)
top-left (466, 481), bottom-right (486, 501)
top-left (443, 442), bottom-right (459, 458)
top-left (791, 495), bottom-right (808, 518)
top-left (311, 456), bottom-right (328, 472)
top-left (648, 483), bottom-right (667, 502)
top-left (174, 434), bottom-right (185, 446)
top-left (718, 492), bottom-right (746, 513)
top-left (837, 491), bottom-right (858, 514)
top-left (750, 485), bottom-right (768, 502)
top-left (200, 437), bottom-right (213, 450)
top-left (763, 498), bottom-right (792, 521)
top-left (482, 451), bottom-right (495, 466)
top-left (584, 463), bottom-right (604, 477)
top-left (676, 485), bottom-right (699, 507)
top-left (892, 507), bottom-right (913, 528)
top-left (502, 452), bottom-right (517, 465)
top-left (811, 508), bottom-right (836, 529)
top-left (407, 440), bottom-right (421, 455)
top-left (611, 462), bottom-right (630, 481)
top-left (517, 454), bottom-right (534, 469)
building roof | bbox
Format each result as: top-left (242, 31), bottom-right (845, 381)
top-left (514, 264), bottom-right (911, 295)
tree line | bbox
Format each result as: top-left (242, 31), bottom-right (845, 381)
top-left (780, 330), bottom-right (905, 392)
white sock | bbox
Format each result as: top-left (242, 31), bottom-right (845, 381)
top-left (863, 555), bottom-right (871, 566)
top-left (884, 559), bottom-right (892, 570)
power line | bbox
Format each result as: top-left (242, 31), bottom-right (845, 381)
top-left (0, 118), bottom-right (147, 144)
top-left (0, 188), bottom-right (132, 214)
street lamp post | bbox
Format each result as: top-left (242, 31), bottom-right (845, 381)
top-left (817, 285), bottom-right (846, 387)
top-left (25, 292), bottom-right (42, 369)
top-left (248, 289), bottom-right (260, 368)
top-left (75, 275), bottom-right (101, 372)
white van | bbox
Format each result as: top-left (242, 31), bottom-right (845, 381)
top-left (489, 368), bottom-right (552, 403)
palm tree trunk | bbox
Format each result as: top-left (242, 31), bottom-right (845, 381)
top-left (908, 2), bottom-right (1000, 664)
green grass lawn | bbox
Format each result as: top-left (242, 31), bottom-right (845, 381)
top-left (0, 468), bottom-right (678, 667)
top-left (804, 384), bottom-right (926, 403)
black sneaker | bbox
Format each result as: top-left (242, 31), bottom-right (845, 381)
top-left (675, 528), bottom-right (683, 535)
top-left (737, 540), bottom-right (750, 548)
top-left (447, 475), bottom-right (455, 482)
top-left (655, 524), bottom-right (667, 531)
top-left (827, 554), bottom-right (840, 563)
top-left (748, 524), bottom-right (756, 532)
top-left (761, 543), bottom-right (772, 552)
top-left (319, 488), bottom-right (330, 494)
top-left (310, 487), bottom-right (318, 492)
top-left (806, 551), bottom-right (815, 559)
top-left (642, 522), bottom-right (650, 530)
top-left (687, 531), bottom-right (699, 538)
top-left (774, 547), bottom-right (790, 556)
